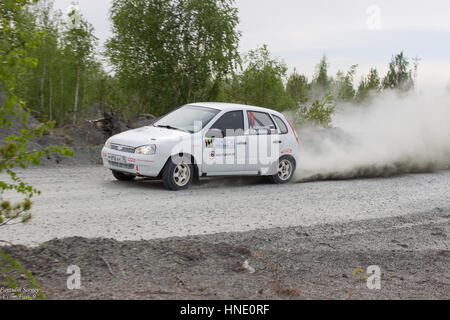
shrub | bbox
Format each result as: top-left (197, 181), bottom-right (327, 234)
top-left (294, 93), bottom-right (336, 128)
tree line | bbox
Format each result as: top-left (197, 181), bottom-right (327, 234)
top-left (2, 0), bottom-right (417, 127)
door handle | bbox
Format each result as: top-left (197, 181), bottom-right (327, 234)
top-left (237, 142), bottom-right (247, 145)
top-left (273, 140), bottom-right (282, 144)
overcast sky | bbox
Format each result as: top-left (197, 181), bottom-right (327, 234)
top-left (53, 0), bottom-right (450, 87)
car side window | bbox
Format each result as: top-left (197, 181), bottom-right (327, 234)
top-left (210, 111), bottom-right (244, 137)
top-left (247, 111), bottom-right (276, 135)
top-left (273, 115), bottom-right (288, 134)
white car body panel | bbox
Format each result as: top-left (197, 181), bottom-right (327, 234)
top-left (102, 102), bottom-right (299, 179)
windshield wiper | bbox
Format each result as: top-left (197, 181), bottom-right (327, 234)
top-left (155, 124), bottom-right (189, 133)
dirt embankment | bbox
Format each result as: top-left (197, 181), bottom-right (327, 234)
top-left (0, 113), bottom-right (156, 166)
top-left (1, 210), bottom-right (448, 300)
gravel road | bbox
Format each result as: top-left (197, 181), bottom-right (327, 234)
top-left (1, 165), bottom-right (449, 247)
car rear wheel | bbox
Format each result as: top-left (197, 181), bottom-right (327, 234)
top-left (112, 170), bottom-right (136, 181)
top-left (162, 156), bottom-right (193, 191)
top-left (268, 156), bottom-right (296, 184)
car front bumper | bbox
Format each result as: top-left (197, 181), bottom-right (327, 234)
top-left (101, 147), bottom-right (165, 177)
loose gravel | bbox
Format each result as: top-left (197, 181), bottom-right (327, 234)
top-left (1, 209), bottom-right (448, 300)
top-left (1, 166), bottom-right (449, 247)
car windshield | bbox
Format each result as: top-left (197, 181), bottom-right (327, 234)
top-left (154, 105), bottom-right (220, 133)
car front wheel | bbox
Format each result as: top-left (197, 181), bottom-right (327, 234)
top-left (162, 156), bottom-right (193, 191)
top-left (268, 156), bottom-right (296, 184)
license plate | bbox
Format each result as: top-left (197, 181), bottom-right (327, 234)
top-left (108, 154), bottom-right (126, 163)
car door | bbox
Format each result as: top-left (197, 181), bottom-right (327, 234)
top-left (246, 111), bottom-right (280, 174)
top-left (202, 110), bottom-right (246, 174)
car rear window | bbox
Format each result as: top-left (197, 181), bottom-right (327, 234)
top-left (247, 111), bottom-right (276, 135)
top-left (273, 115), bottom-right (288, 134)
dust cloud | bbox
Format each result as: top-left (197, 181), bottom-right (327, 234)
top-left (294, 89), bottom-right (450, 181)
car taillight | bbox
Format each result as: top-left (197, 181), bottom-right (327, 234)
top-left (285, 117), bottom-right (299, 143)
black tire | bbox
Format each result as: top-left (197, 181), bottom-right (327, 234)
top-left (268, 155), bottom-right (296, 184)
top-left (162, 155), bottom-right (194, 191)
top-left (112, 170), bottom-right (136, 181)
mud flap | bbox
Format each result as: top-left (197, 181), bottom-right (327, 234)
top-left (193, 165), bottom-right (200, 185)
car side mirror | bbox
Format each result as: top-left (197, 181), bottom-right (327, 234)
top-left (205, 128), bottom-right (224, 138)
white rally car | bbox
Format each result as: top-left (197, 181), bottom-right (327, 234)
top-left (102, 103), bottom-right (299, 190)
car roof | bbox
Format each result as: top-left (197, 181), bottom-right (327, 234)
top-left (189, 102), bottom-right (284, 117)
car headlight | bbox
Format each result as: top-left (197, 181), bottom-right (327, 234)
top-left (135, 144), bottom-right (157, 155)
top-left (105, 139), bottom-right (111, 149)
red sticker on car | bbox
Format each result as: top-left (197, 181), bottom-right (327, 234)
top-left (281, 148), bottom-right (293, 154)
top-left (249, 112), bottom-right (255, 125)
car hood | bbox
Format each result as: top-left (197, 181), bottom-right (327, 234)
top-left (109, 126), bottom-right (191, 148)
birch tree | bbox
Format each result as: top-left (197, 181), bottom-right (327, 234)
top-left (106, 0), bottom-right (240, 116)
top-left (61, 6), bottom-right (97, 124)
